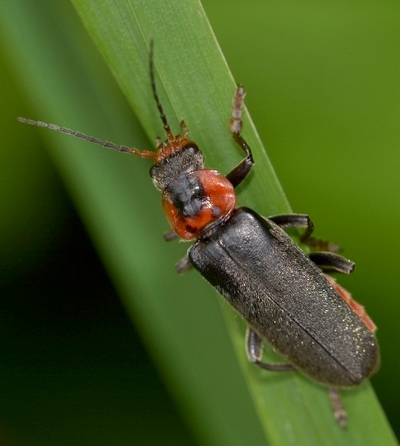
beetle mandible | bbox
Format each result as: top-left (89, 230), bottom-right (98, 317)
top-left (18, 41), bottom-right (380, 427)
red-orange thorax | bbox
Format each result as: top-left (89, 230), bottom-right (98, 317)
top-left (162, 169), bottom-right (236, 240)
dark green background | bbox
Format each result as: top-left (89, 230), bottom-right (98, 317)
top-left (1, 1), bottom-right (399, 444)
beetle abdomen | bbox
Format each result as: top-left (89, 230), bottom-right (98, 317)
top-left (189, 207), bottom-right (380, 387)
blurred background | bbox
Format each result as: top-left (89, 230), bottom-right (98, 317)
top-left (1, 0), bottom-right (399, 444)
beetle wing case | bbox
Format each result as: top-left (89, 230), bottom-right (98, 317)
top-left (189, 207), bottom-right (380, 387)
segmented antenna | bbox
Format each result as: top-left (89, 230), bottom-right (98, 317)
top-left (18, 42), bottom-right (172, 158)
top-left (149, 40), bottom-right (174, 141)
top-left (17, 117), bottom-right (156, 159)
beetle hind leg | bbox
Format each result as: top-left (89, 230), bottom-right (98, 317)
top-left (328, 387), bottom-right (347, 428)
top-left (268, 214), bottom-right (354, 274)
top-left (246, 327), bottom-right (295, 372)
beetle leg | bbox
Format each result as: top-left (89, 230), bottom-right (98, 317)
top-left (269, 214), bottom-right (341, 252)
top-left (248, 327), bottom-right (348, 428)
top-left (163, 229), bottom-right (179, 241)
top-left (269, 213), bottom-right (312, 232)
top-left (226, 85), bottom-right (255, 188)
top-left (226, 132), bottom-right (254, 188)
top-left (246, 327), bottom-right (295, 372)
top-left (174, 255), bottom-right (193, 274)
top-left (308, 252), bottom-right (355, 274)
top-left (328, 387), bottom-right (347, 428)
top-left (164, 230), bottom-right (193, 275)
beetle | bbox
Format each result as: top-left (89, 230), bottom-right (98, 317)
top-left (18, 42), bottom-right (379, 427)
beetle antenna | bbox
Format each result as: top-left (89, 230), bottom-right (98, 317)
top-left (149, 40), bottom-right (174, 141)
top-left (17, 117), bottom-right (156, 159)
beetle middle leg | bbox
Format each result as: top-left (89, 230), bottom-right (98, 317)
top-left (308, 252), bottom-right (354, 274)
top-left (269, 213), bottom-right (341, 252)
top-left (269, 214), bottom-right (354, 274)
top-left (246, 327), bottom-right (295, 372)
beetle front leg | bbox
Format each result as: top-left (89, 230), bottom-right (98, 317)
top-left (226, 85), bottom-right (255, 188)
top-left (246, 327), bottom-right (295, 372)
top-left (269, 214), bottom-right (341, 252)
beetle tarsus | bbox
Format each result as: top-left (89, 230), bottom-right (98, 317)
top-left (175, 255), bottom-right (193, 275)
top-left (163, 229), bottom-right (179, 242)
top-left (254, 360), bottom-right (296, 372)
top-left (301, 236), bottom-right (342, 253)
top-left (328, 387), bottom-right (347, 428)
top-left (229, 84), bottom-right (246, 134)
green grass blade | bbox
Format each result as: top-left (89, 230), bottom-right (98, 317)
top-left (1, 0), bottom-right (397, 444)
